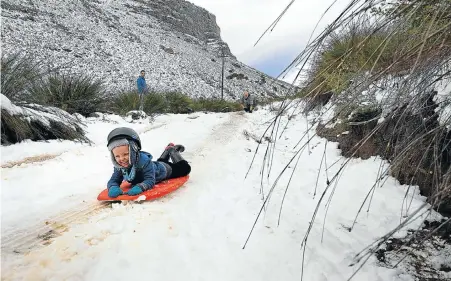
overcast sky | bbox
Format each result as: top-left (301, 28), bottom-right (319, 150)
top-left (189, 0), bottom-right (349, 83)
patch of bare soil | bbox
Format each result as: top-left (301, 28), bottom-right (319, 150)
top-left (1, 153), bottom-right (62, 168)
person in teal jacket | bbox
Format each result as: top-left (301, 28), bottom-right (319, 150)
top-left (136, 70), bottom-right (147, 111)
top-left (106, 127), bottom-right (191, 198)
top-left (136, 70), bottom-right (147, 94)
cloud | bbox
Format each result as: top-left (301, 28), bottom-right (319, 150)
top-left (189, 0), bottom-right (350, 79)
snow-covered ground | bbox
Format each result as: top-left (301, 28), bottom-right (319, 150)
top-left (1, 106), bottom-right (445, 281)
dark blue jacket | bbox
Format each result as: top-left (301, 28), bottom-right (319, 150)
top-left (107, 151), bottom-right (167, 191)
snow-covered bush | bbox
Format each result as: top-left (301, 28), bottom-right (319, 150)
top-left (1, 94), bottom-right (90, 145)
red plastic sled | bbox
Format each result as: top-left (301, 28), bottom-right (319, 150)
top-left (97, 175), bottom-right (189, 201)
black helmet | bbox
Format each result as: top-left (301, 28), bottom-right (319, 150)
top-left (107, 127), bottom-right (141, 150)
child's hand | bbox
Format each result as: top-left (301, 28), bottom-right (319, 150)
top-left (126, 185), bottom-right (143, 196)
top-left (108, 186), bottom-right (123, 198)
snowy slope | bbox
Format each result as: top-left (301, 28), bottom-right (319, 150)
top-left (1, 107), bottom-right (446, 280)
top-left (1, 0), bottom-right (293, 100)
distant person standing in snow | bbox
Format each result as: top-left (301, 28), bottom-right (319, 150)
top-left (240, 91), bottom-right (256, 113)
top-left (136, 70), bottom-right (147, 111)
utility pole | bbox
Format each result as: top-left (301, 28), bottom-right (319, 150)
top-left (220, 44), bottom-right (225, 100)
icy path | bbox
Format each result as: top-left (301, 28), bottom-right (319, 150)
top-left (1, 108), bottom-right (439, 281)
top-left (1, 113), bottom-right (232, 241)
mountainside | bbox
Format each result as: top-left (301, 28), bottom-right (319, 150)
top-left (1, 0), bottom-right (291, 100)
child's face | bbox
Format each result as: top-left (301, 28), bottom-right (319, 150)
top-left (112, 145), bottom-right (130, 167)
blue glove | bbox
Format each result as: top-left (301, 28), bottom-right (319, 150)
top-left (126, 185), bottom-right (143, 196)
top-left (108, 186), bottom-right (123, 198)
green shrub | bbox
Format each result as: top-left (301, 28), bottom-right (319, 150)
top-left (112, 91), bottom-right (141, 115)
top-left (305, 26), bottom-right (401, 97)
top-left (143, 92), bottom-right (167, 114)
top-left (302, 0), bottom-right (451, 100)
top-left (1, 53), bottom-right (46, 102)
top-left (372, 0), bottom-right (451, 30)
top-left (165, 92), bottom-right (193, 113)
top-left (27, 73), bottom-right (108, 116)
top-left (113, 91), bottom-right (189, 115)
top-left (191, 98), bottom-right (242, 112)
top-left (112, 91), bottom-right (245, 115)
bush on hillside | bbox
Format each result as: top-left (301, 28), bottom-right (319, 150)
top-left (26, 73), bottom-right (109, 117)
top-left (112, 91), bottom-right (142, 115)
top-left (112, 91), bottom-right (169, 115)
top-left (165, 92), bottom-right (193, 113)
top-left (303, 19), bottom-right (403, 99)
top-left (1, 53), bottom-right (110, 117)
top-left (143, 92), bottom-right (167, 113)
top-left (301, 1), bottom-right (450, 106)
top-left (373, 0), bottom-right (451, 29)
top-left (1, 53), bottom-right (47, 102)
top-left (303, 0), bottom-right (451, 219)
top-left (191, 97), bottom-right (242, 112)
top-left (251, 1), bottom-right (451, 277)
